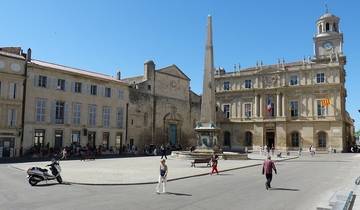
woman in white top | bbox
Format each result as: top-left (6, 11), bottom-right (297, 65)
top-left (156, 159), bottom-right (168, 194)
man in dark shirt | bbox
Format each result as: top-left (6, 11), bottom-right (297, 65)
top-left (262, 156), bottom-right (277, 190)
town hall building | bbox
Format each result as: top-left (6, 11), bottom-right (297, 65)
top-left (215, 11), bottom-right (354, 152)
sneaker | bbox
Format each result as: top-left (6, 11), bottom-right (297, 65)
top-left (265, 183), bottom-right (269, 190)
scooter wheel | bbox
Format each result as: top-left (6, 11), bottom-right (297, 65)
top-left (28, 177), bottom-right (38, 186)
top-left (56, 176), bottom-right (63, 184)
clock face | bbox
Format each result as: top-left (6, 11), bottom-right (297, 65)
top-left (323, 42), bottom-right (333, 50)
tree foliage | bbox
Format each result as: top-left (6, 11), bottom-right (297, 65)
top-left (356, 130), bottom-right (360, 138)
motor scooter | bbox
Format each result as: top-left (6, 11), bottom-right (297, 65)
top-left (27, 159), bottom-right (62, 186)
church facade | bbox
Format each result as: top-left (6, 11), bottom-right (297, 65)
top-left (215, 12), bottom-right (354, 152)
top-left (122, 61), bottom-right (201, 152)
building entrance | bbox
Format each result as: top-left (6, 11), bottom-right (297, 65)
top-left (54, 130), bottom-right (63, 150)
top-left (266, 132), bottom-right (275, 149)
top-left (0, 137), bottom-right (15, 157)
top-left (168, 124), bottom-right (177, 146)
top-left (88, 132), bottom-right (96, 148)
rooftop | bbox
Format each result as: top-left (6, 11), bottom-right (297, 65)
top-left (30, 59), bottom-right (126, 85)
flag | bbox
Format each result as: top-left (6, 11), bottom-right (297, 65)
top-left (321, 98), bottom-right (330, 107)
top-left (267, 102), bottom-right (272, 112)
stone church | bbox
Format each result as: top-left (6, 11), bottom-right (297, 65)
top-left (215, 11), bottom-right (355, 152)
top-left (122, 61), bottom-right (201, 152)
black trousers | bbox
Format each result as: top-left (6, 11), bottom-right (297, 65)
top-left (265, 173), bottom-right (273, 188)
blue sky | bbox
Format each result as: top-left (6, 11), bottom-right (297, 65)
top-left (1, 0), bottom-right (360, 130)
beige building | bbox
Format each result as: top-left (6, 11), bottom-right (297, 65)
top-left (0, 48), bottom-right (27, 157)
top-left (122, 61), bottom-right (201, 152)
top-left (22, 58), bottom-right (129, 154)
top-left (215, 12), bottom-right (354, 152)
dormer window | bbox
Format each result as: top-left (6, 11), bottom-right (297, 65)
top-left (316, 73), bottom-right (325, 83)
top-left (223, 81), bottom-right (230, 91)
top-left (290, 75), bottom-right (298, 86)
top-left (245, 80), bottom-right (252, 89)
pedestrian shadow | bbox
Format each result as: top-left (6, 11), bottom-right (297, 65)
top-left (270, 187), bottom-right (299, 191)
top-left (217, 173), bottom-right (233, 176)
top-left (192, 166), bottom-right (211, 168)
top-left (166, 192), bottom-right (192, 196)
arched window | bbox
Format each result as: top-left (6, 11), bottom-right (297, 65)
top-left (326, 23), bottom-right (330, 32)
top-left (333, 23), bottom-right (337, 32)
top-left (224, 131), bottom-right (231, 146)
top-left (245, 131), bottom-right (252, 146)
top-left (318, 131), bottom-right (327, 147)
top-left (291, 132), bottom-right (299, 147)
top-left (318, 25), bottom-right (323, 33)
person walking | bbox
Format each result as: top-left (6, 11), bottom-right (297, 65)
top-left (156, 159), bottom-right (168, 194)
top-left (160, 145), bottom-right (167, 159)
top-left (262, 156), bottom-right (277, 190)
top-left (210, 153), bottom-right (219, 175)
top-left (61, 147), bottom-right (67, 160)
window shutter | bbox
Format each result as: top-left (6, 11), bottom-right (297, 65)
top-left (100, 86), bottom-right (105, 97)
top-left (47, 76), bottom-right (52, 89)
top-left (86, 84), bottom-right (90, 95)
top-left (13, 110), bottom-right (17, 126)
top-left (7, 109), bottom-right (12, 127)
top-left (33, 74), bottom-right (38, 86)
top-left (71, 82), bottom-right (75, 92)
top-left (64, 103), bottom-right (69, 124)
top-left (50, 77), bottom-right (56, 89)
top-left (50, 101), bottom-right (56, 124)
top-left (8, 83), bottom-right (14, 99)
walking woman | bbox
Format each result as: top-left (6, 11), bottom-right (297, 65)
top-left (156, 159), bottom-right (168, 194)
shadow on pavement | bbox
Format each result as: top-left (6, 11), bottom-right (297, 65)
top-left (218, 173), bottom-right (233, 176)
top-left (289, 160), bottom-right (349, 163)
top-left (33, 183), bottom-right (60, 187)
top-left (32, 182), bottom-right (71, 187)
top-left (270, 187), bottom-right (300, 191)
top-left (166, 192), bottom-right (192, 196)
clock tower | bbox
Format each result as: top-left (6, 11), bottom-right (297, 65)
top-left (313, 10), bottom-right (343, 59)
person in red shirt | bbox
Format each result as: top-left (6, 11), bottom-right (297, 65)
top-left (210, 154), bottom-right (219, 175)
top-left (262, 155), bottom-right (277, 190)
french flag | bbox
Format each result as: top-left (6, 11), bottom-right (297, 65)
top-left (267, 102), bottom-right (272, 112)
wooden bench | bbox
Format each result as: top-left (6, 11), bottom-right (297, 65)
top-left (191, 158), bottom-right (211, 167)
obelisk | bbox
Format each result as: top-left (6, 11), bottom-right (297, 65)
top-left (201, 15), bottom-right (216, 124)
top-left (195, 15), bottom-right (219, 150)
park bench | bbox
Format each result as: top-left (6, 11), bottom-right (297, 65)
top-left (191, 158), bottom-right (211, 167)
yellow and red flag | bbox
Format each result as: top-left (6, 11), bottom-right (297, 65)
top-left (321, 98), bottom-right (331, 107)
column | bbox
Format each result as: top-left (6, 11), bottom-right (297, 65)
top-left (276, 93), bottom-right (280, 117)
top-left (254, 95), bottom-right (258, 117)
top-left (259, 95), bottom-right (263, 118)
top-left (282, 93), bottom-right (285, 117)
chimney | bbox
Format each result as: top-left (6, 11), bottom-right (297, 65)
top-left (144, 60), bottom-right (155, 81)
top-left (116, 70), bottom-right (121, 80)
top-left (26, 48), bottom-right (32, 62)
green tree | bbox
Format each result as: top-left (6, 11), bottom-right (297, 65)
top-left (356, 130), bottom-right (360, 138)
